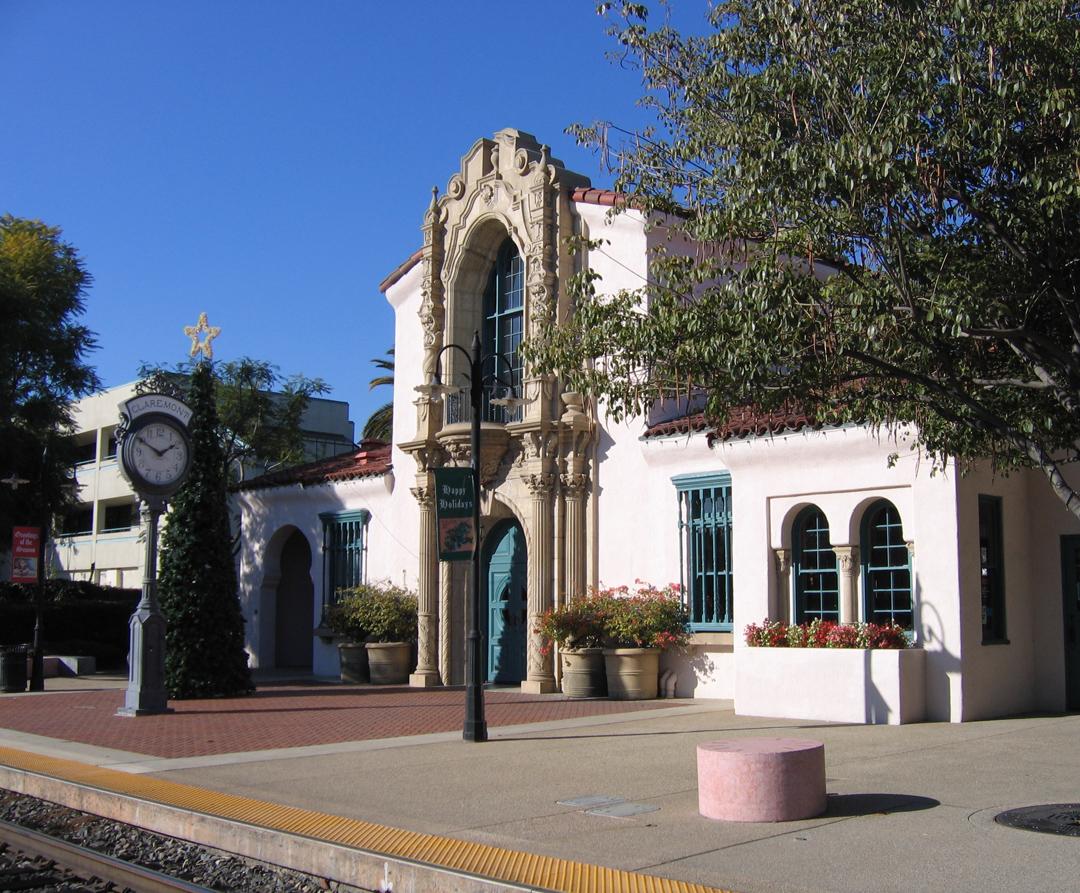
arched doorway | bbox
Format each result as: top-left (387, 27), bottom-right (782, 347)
top-left (483, 519), bottom-right (527, 683)
top-left (275, 529), bottom-right (314, 669)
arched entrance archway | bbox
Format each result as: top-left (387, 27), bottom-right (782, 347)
top-left (275, 529), bottom-right (314, 669)
top-left (482, 519), bottom-right (527, 683)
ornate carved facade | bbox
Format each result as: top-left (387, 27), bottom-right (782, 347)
top-left (400, 130), bottom-right (596, 691)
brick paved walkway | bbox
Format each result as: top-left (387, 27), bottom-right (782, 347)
top-left (0, 684), bottom-right (672, 758)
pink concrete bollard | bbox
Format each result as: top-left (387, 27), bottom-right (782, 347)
top-left (697, 738), bottom-right (826, 822)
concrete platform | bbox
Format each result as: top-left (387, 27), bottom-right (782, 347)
top-left (2, 677), bottom-right (1080, 892)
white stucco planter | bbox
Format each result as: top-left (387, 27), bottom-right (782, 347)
top-left (736, 647), bottom-right (926, 725)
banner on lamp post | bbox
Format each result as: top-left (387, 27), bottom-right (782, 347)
top-left (433, 467), bottom-right (475, 561)
top-left (11, 526), bottom-right (40, 583)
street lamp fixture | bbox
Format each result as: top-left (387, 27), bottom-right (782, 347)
top-left (431, 331), bottom-right (521, 743)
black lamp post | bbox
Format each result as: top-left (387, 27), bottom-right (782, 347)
top-left (431, 331), bottom-right (521, 743)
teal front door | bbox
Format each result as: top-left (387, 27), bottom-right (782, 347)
top-left (485, 521), bottom-right (527, 683)
top-left (1062, 536), bottom-right (1080, 710)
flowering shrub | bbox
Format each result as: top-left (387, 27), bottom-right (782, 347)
top-left (745, 619), bottom-right (909, 649)
top-left (535, 593), bottom-right (607, 656)
top-left (597, 581), bottom-right (691, 651)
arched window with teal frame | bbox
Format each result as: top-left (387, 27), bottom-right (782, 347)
top-left (481, 238), bottom-right (524, 421)
top-left (860, 499), bottom-right (913, 629)
top-left (793, 505), bottom-right (839, 624)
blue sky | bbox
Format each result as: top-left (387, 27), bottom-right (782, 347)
top-left (2, 1), bottom-right (707, 433)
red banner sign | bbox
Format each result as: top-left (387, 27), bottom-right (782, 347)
top-left (11, 526), bottom-right (40, 584)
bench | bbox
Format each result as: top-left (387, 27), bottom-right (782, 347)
top-left (697, 737), bottom-right (826, 822)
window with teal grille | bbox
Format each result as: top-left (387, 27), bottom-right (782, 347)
top-left (481, 239), bottom-right (524, 422)
top-left (861, 500), bottom-right (913, 629)
top-left (320, 510), bottom-right (370, 611)
top-left (674, 473), bottom-right (733, 631)
top-left (793, 506), bottom-right (839, 623)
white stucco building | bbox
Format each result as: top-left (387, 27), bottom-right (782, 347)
top-left (234, 129), bottom-right (1080, 723)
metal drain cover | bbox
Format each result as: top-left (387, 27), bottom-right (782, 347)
top-left (557, 795), bottom-right (625, 809)
top-left (995, 804), bottom-right (1080, 837)
top-left (586, 801), bottom-right (660, 818)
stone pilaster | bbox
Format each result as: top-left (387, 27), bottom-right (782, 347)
top-left (522, 472), bottom-right (556, 693)
top-left (773, 548), bottom-right (792, 623)
top-left (409, 484), bottom-right (441, 687)
top-left (439, 560), bottom-right (453, 686)
top-left (561, 472), bottom-right (588, 603)
top-left (834, 545), bottom-right (860, 624)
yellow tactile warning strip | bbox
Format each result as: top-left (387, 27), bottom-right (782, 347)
top-left (0, 747), bottom-right (733, 893)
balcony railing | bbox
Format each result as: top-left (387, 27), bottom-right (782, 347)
top-left (444, 388), bottom-right (523, 425)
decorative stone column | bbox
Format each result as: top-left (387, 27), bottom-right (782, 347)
top-left (439, 560), bottom-right (453, 685)
top-left (561, 472), bottom-right (588, 603)
top-left (773, 548), bottom-right (791, 623)
top-left (833, 545), bottom-right (860, 625)
top-left (410, 484), bottom-right (441, 687)
top-left (522, 471), bottom-right (556, 693)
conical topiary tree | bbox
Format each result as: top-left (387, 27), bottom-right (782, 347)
top-left (158, 360), bottom-right (253, 698)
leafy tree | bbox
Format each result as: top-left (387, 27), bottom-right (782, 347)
top-left (0, 215), bottom-right (100, 543)
top-left (138, 358), bottom-right (330, 481)
top-left (531, 1), bottom-right (1080, 518)
top-left (157, 360), bottom-right (253, 698)
top-left (361, 347), bottom-right (394, 442)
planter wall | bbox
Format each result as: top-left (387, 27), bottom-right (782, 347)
top-left (560, 648), bottom-right (606, 698)
top-left (338, 643), bottom-right (368, 684)
top-left (603, 648), bottom-right (660, 700)
top-left (366, 641), bottom-right (412, 685)
top-left (736, 647), bottom-right (926, 725)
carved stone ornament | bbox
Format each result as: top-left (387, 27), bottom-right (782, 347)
top-left (834, 545), bottom-right (859, 574)
top-left (774, 548), bottom-right (791, 576)
top-left (524, 472), bottom-right (556, 498)
top-left (560, 472), bottom-right (588, 496)
top-left (410, 485), bottom-right (434, 508)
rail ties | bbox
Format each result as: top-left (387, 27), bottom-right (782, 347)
top-left (0, 817), bottom-right (215, 893)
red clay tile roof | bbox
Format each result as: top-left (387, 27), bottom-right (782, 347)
top-left (234, 441), bottom-right (392, 491)
top-left (642, 406), bottom-right (817, 442)
top-left (378, 248), bottom-right (423, 294)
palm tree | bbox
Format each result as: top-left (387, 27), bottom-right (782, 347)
top-left (362, 348), bottom-right (394, 442)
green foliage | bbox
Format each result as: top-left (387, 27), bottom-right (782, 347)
top-left (592, 582), bottom-right (691, 650)
top-left (137, 357), bottom-right (330, 481)
top-left (157, 361), bottom-right (253, 698)
top-left (361, 347), bottom-right (394, 442)
top-left (534, 592), bottom-right (608, 653)
top-left (0, 215), bottom-right (100, 543)
top-left (331, 582), bottom-right (417, 644)
top-left (529, 1), bottom-right (1080, 517)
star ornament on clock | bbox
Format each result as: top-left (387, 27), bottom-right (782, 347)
top-left (184, 312), bottom-right (221, 359)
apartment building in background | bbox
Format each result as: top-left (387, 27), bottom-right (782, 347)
top-left (51, 381), bottom-right (356, 587)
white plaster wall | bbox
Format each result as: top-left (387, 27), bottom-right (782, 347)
top-left (576, 204), bottom-right (649, 291)
top-left (954, 464), bottom-right (1080, 719)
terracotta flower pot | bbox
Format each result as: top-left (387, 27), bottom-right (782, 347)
top-left (366, 641), bottom-right (412, 685)
top-left (338, 643), bottom-right (369, 684)
top-left (560, 647), bottom-right (606, 698)
top-left (603, 647), bottom-right (660, 700)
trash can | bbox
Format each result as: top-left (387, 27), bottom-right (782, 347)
top-left (0, 644), bottom-right (29, 693)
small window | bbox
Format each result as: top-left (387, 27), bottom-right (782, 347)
top-left (60, 505), bottom-right (94, 536)
top-left (674, 473), bottom-right (733, 631)
top-left (320, 509), bottom-right (371, 610)
top-left (101, 502), bottom-right (135, 532)
top-left (861, 500), bottom-right (913, 629)
top-left (793, 506), bottom-right (839, 624)
top-left (979, 495), bottom-right (1007, 643)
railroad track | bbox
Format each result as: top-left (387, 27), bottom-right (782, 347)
top-left (0, 817), bottom-right (215, 893)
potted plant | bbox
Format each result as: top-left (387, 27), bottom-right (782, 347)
top-left (535, 593), bottom-right (607, 698)
top-left (598, 582), bottom-right (690, 700)
top-left (338, 582), bottom-right (418, 684)
top-left (324, 598), bottom-right (369, 683)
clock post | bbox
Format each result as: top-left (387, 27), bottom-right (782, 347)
top-left (115, 393), bottom-right (194, 717)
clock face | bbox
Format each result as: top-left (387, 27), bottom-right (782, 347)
top-left (127, 420), bottom-right (190, 491)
